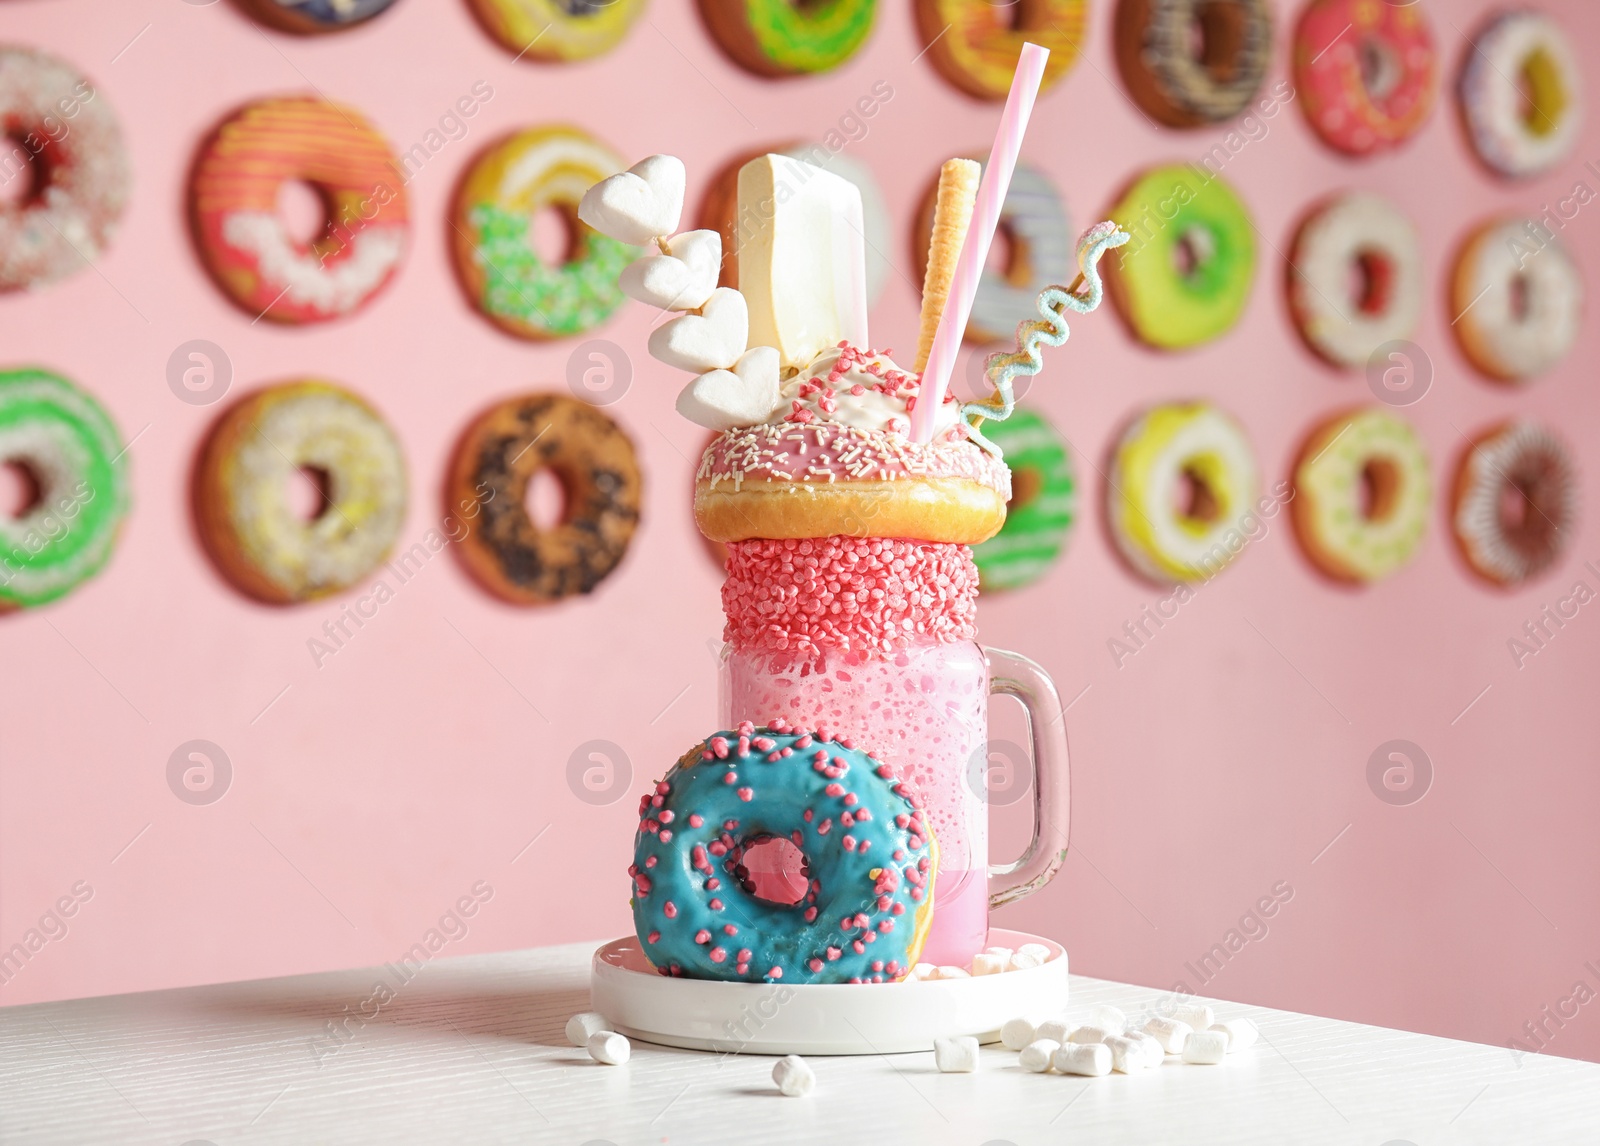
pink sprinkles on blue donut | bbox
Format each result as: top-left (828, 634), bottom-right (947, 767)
top-left (629, 719), bottom-right (936, 984)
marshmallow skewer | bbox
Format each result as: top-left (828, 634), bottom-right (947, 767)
top-left (913, 159), bottom-right (981, 373)
top-left (910, 42), bottom-right (1050, 443)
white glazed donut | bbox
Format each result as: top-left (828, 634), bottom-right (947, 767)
top-left (1452, 218), bottom-right (1583, 383)
top-left (969, 161), bottom-right (1071, 343)
top-left (1107, 402), bottom-right (1261, 584)
top-left (1290, 193), bottom-right (1422, 369)
top-left (780, 145), bottom-right (890, 306)
top-left (1460, 12), bottom-right (1583, 178)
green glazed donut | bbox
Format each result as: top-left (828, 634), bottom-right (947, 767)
top-left (973, 410), bottom-right (1076, 592)
top-left (700, 0), bottom-right (876, 76)
top-left (1109, 165), bottom-right (1256, 349)
top-left (0, 369), bottom-right (129, 609)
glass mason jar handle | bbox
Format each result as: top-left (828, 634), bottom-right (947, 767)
top-left (983, 647), bottom-right (1072, 910)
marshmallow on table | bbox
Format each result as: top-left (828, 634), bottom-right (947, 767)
top-left (1127, 1030), bottom-right (1165, 1068)
top-left (565, 1012), bottom-right (608, 1047)
top-left (971, 952), bottom-right (1007, 976)
top-left (1104, 1035), bottom-right (1146, 1074)
top-left (1182, 1029), bottom-right (1228, 1065)
top-left (1172, 1004), bottom-right (1215, 1033)
top-left (1209, 1019), bottom-right (1259, 1052)
top-left (1035, 1019), bottom-right (1073, 1044)
top-left (1067, 1025), bottom-right (1112, 1045)
top-left (1000, 1017), bottom-right (1039, 1051)
top-left (772, 1054), bottom-right (815, 1096)
top-left (587, 1031), bottom-right (631, 1066)
top-left (1054, 1042), bottom-right (1112, 1077)
top-left (1088, 1004), bottom-right (1127, 1036)
top-left (1019, 1039), bottom-right (1059, 1073)
top-left (1142, 1016), bottom-right (1193, 1054)
top-left (933, 1036), bottom-right (980, 1073)
top-left (576, 154), bottom-right (685, 246)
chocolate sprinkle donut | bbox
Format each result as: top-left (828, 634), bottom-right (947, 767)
top-left (450, 393), bottom-right (641, 603)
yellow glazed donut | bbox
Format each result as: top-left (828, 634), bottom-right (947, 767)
top-left (452, 126), bottom-right (635, 340)
top-left (1292, 408), bottom-right (1430, 584)
top-left (914, 0), bottom-right (1088, 100)
top-left (196, 381), bottom-right (407, 604)
top-left (467, 0), bottom-right (646, 61)
top-left (1107, 402), bottom-right (1260, 583)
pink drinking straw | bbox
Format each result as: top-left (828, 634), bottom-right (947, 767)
top-left (910, 41), bottom-right (1050, 443)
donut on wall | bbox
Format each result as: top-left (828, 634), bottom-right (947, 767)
top-left (468, 0), bottom-right (647, 62)
top-left (1108, 164), bottom-right (1256, 350)
top-left (914, 0), bottom-right (1087, 100)
top-left (190, 97), bottom-right (409, 324)
top-left (452, 126), bottom-right (635, 341)
top-left (1294, 0), bottom-right (1437, 157)
top-left (1460, 11), bottom-right (1583, 179)
top-left (1451, 217), bottom-right (1583, 384)
top-left (0, 368), bottom-right (129, 611)
top-left (1292, 407), bottom-right (1430, 584)
top-left (1114, 0), bottom-right (1273, 127)
top-left (1289, 192), bottom-right (1422, 370)
top-left (1453, 421), bottom-right (1577, 587)
top-left (1107, 402), bottom-right (1260, 584)
top-left (972, 409), bottom-right (1076, 593)
top-left (914, 158), bottom-right (1071, 345)
top-left (240, 0), bottom-right (402, 34)
top-left (195, 381), bottom-right (407, 604)
top-left (698, 0), bottom-right (876, 77)
top-left (449, 394), bottom-right (642, 604)
top-left (0, 47), bottom-right (129, 293)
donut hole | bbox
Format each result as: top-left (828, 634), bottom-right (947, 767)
top-left (1357, 37), bottom-right (1402, 103)
top-left (276, 178), bottom-right (332, 248)
top-left (1499, 480), bottom-right (1533, 536)
top-left (1175, 463), bottom-right (1220, 524)
top-left (0, 459), bottom-right (42, 519)
top-left (523, 466), bottom-right (568, 530)
top-left (986, 220), bottom-right (1033, 289)
top-left (1348, 249), bottom-right (1394, 316)
top-left (1358, 457), bottom-right (1400, 523)
top-left (1171, 226), bottom-right (1216, 283)
top-left (527, 203), bottom-right (580, 267)
top-left (0, 134), bottom-right (44, 209)
top-left (1518, 49), bottom-right (1566, 137)
top-left (1188, 1), bottom-right (1248, 82)
top-left (992, 0), bottom-right (1028, 32)
top-left (1008, 466), bottom-right (1043, 513)
top-left (288, 464), bottom-right (334, 522)
top-left (735, 836), bottom-right (809, 908)
top-left (1508, 273), bottom-right (1531, 323)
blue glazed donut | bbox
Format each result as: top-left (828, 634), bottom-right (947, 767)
top-left (630, 719), bottom-right (937, 984)
top-left (246, 0), bottom-right (401, 33)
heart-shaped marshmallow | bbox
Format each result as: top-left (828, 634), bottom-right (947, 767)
top-left (618, 229), bottom-right (722, 311)
top-left (648, 287), bottom-right (748, 373)
top-left (676, 346), bottom-right (781, 430)
top-left (577, 154), bottom-right (685, 247)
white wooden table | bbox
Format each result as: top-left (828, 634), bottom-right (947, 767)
top-left (3, 940), bottom-right (1596, 1144)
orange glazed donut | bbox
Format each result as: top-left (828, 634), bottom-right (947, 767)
top-left (190, 97), bottom-right (409, 324)
top-left (914, 0), bottom-right (1087, 101)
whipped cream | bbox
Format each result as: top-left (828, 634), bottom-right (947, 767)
top-left (767, 344), bottom-right (965, 444)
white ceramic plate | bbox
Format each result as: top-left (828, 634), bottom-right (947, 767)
top-left (589, 928), bottom-right (1068, 1055)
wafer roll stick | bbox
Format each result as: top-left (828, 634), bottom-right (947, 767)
top-left (914, 159), bottom-right (980, 373)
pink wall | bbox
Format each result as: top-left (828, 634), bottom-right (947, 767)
top-left (3, 0), bottom-right (1598, 1064)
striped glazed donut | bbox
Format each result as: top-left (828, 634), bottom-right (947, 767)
top-left (0, 368), bottom-right (129, 610)
top-left (0, 47), bottom-right (129, 292)
top-left (972, 410), bottom-right (1076, 593)
top-left (1115, 0), bottom-right (1273, 126)
top-left (190, 97), bottom-right (409, 324)
top-left (241, 0), bottom-right (402, 34)
top-left (1453, 421), bottom-right (1577, 586)
top-left (914, 0), bottom-right (1087, 100)
top-left (914, 159), bottom-right (1070, 345)
top-left (195, 381), bottom-right (407, 604)
top-left (453, 126), bottom-right (635, 340)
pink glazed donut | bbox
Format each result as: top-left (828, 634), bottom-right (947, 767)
top-left (1294, 0), bottom-right (1437, 157)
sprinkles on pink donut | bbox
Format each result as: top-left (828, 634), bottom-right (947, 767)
top-left (630, 720), bottom-right (938, 984)
top-left (1293, 0), bottom-right (1438, 157)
